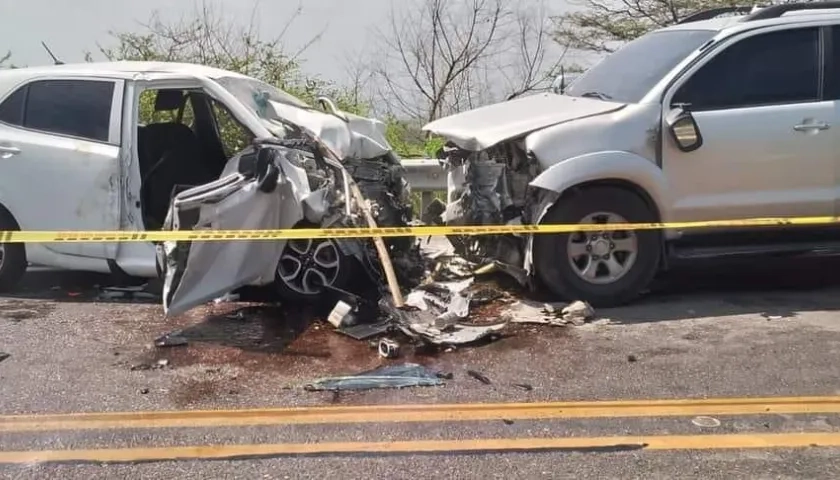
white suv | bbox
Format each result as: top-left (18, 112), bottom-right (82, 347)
top-left (0, 62), bottom-right (412, 315)
top-left (424, 4), bottom-right (840, 306)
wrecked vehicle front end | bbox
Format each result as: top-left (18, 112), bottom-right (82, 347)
top-left (422, 93), bottom-right (626, 287)
top-left (159, 88), bottom-right (420, 318)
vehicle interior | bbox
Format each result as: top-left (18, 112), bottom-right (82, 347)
top-left (136, 88), bottom-right (254, 229)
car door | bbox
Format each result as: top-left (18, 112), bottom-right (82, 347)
top-left (160, 145), bottom-right (312, 317)
top-left (662, 26), bottom-right (835, 224)
top-left (0, 77), bottom-right (124, 259)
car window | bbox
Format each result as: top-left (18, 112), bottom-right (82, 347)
top-left (210, 99), bottom-right (253, 158)
top-left (138, 89), bottom-right (196, 128)
top-left (14, 80), bottom-right (115, 142)
top-left (824, 26), bottom-right (840, 100)
top-left (672, 28), bottom-right (820, 111)
top-left (564, 30), bottom-right (716, 104)
top-left (0, 86), bottom-right (26, 125)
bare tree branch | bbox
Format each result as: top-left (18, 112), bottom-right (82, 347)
top-left (373, 0), bottom-right (563, 124)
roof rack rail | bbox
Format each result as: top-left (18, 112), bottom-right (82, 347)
top-left (744, 1), bottom-right (840, 21)
top-left (677, 6), bottom-right (756, 24)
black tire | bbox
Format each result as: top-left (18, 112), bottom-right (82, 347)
top-left (0, 209), bottom-right (27, 292)
top-left (273, 234), bottom-right (355, 304)
top-left (534, 186), bottom-right (661, 307)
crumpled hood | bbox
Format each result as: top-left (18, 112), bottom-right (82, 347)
top-left (266, 101), bottom-right (392, 160)
top-left (423, 94), bottom-right (625, 151)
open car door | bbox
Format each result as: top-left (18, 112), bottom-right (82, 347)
top-left (159, 143), bottom-right (314, 317)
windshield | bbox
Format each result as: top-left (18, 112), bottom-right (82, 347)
top-left (565, 30), bottom-right (717, 104)
top-left (215, 76), bottom-right (310, 115)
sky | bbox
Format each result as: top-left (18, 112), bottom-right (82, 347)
top-left (0, 0), bottom-right (580, 85)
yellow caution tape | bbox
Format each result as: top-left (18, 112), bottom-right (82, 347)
top-left (1, 216), bottom-right (839, 243)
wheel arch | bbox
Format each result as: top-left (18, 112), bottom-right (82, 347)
top-left (529, 150), bottom-right (671, 223)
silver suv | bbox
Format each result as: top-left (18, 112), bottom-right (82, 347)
top-left (424, 3), bottom-right (840, 306)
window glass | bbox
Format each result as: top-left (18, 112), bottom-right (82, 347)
top-left (210, 99), bottom-right (253, 158)
top-left (138, 89), bottom-right (195, 128)
top-left (824, 27), bottom-right (840, 99)
top-left (565, 30), bottom-right (716, 104)
top-left (24, 80), bottom-right (115, 142)
top-left (0, 86), bottom-right (26, 125)
top-left (673, 28), bottom-right (819, 110)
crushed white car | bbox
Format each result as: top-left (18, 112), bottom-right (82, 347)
top-left (0, 61), bottom-right (417, 316)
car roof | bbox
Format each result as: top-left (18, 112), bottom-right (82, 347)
top-left (659, 9), bottom-right (840, 34)
top-left (0, 61), bottom-right (251, 81)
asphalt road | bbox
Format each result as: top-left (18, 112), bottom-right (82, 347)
top-left (2, 253), bottom-right (840, 478)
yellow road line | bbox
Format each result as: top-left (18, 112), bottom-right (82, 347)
top-left (1, 433), bottom-right (838, 464)
top-left (3, 396), bottom-right (840, 433)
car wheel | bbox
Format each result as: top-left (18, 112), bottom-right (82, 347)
top-left (0, 210), bottom-right (27, 292)
top-left (273, 237), bottom-right (353, 303)
top-left (534, 186), bottom-right (661, 307)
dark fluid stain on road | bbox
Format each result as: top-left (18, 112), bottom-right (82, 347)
top-left (0, 298), bottom-right (55, 321)
top-left (170, 377), bottom-right (227, 407)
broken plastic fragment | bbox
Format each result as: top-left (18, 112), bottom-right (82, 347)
top-left (154, 332), bottom-right (189, 348)
top-left (303, 363), bottom-right (444, 391)
top-left (562, 300), bottom-right (595, 325)
top-left (327, 300), bottom-right (356, 328)
top-left (336, 321), bottom-right (391, 341)
top-left (409, 321), bottom-right (507, 345)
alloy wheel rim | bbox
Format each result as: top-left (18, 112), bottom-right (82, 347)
top-left (277, 238), bottom-right (341, 295)
top-left (567, 211), bottom-right (638, 285)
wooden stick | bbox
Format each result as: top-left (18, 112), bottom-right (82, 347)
top-left (349, 182), bottom-right (406, 308)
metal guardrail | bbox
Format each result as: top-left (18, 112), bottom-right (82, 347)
top-left (401, 158), bottom-right (447, 211)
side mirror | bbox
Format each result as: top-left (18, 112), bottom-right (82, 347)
top-left (551, 70), bottom-right (566, 94)
top-left (666, 108), bottom-right (703, 152)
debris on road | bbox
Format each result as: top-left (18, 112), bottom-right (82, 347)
top-left (303, 363), bottom-right (445, 391)
top-left (98, 284), bottom-right (160, 302)
top-left (467, 369), bottom-right (492, 385)
top-left (154, 331), bottom-right (189, 348)
top-left (214, 293), bottom-right (240, 304)
top-left (0, 352), bottom-right (9, 364)
top-left (563, 300), bottom-right (596, 326)
top-left (336, 321), bottom-right (391, 341)
top-left (328, 300), bottom-right (356, 328)
top-left (502, 299), bottom-right (595, 327)
top-left (513, 382), bottom-right (533, 391)
top-left (377, 338), bottom-right (400, 358)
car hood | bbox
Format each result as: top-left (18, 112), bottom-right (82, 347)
top-left (265, 101), bottom-right (392, 161)
top-left (422, 94), bottom-right (625, 151)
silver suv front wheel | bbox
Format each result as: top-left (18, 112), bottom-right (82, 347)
top-left (534, 187), bottom-right (661, 307)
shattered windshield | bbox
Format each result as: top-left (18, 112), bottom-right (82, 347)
top-left (215, 75), bottom-right (310, 116)
top-left (565, 29), bottom-right (717, 104)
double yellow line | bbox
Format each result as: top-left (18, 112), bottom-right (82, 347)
top-left (2, 396), bottom-right (840, 464)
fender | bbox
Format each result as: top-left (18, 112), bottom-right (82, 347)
top-left (529, 150), bottom-right (673, 222)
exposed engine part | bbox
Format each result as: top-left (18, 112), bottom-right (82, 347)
top-left (442, 141), bottom-right (541, 278)
top-left (342, 155), bottom-right (425, 290)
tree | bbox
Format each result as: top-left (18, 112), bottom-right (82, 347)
top-left (553, 0), bottom-right (803, 54)
top-left (92, 0), bottom-right (365, 114)
top-left (374, 0), bottom-right (564, 124)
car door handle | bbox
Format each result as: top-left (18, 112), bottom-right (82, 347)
top-left (0, 145), bottom-right (20, 157)
top-left (793, 121), bottom-right (830, 132)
